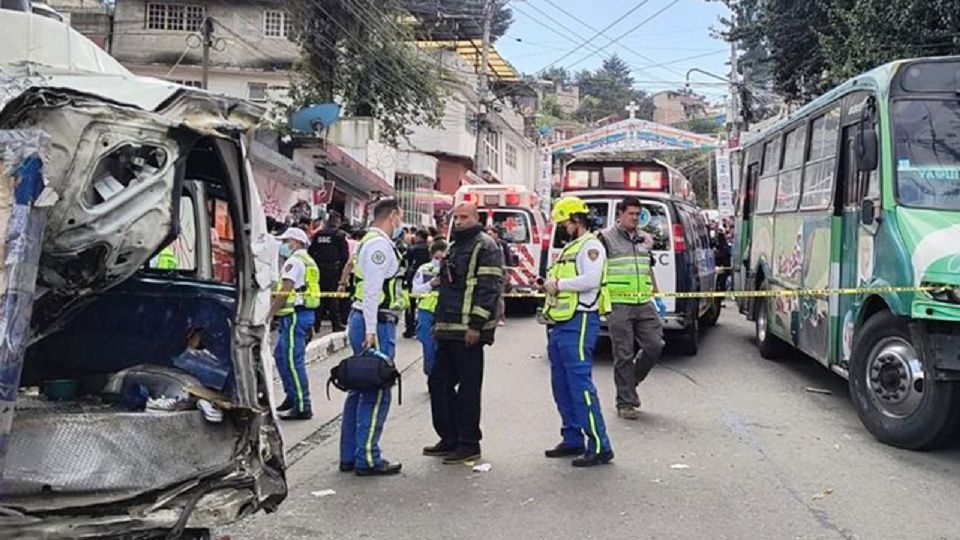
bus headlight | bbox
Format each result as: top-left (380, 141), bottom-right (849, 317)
top-left (926, 284), bottom-right (960, 304)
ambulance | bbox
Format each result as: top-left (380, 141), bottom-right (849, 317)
top-left (454, 185), bottom-right (548, 306)
top-left (549, 158), bottom-right (720, 354)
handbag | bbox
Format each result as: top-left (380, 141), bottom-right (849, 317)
top-left (327, 348), bottom-right (402, 404)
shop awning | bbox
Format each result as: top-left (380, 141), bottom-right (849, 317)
top-left (417, 40), bottom-right (520, 82)
top-left (306, 141), bottom-right (395, 197)
top-left (249, 141), bottom-right (325, 190)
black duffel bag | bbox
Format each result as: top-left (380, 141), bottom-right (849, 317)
top-left (327, 348), bottom-right (402, 404)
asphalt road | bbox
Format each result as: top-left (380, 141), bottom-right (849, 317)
top-left (231, 308), bottom-right (960, 540)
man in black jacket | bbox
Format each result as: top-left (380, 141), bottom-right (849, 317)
top-left (402, 230), bottom-right (431, 338)
top-left (308, 211), bottom-right (349, 332)
top-left (423, 203), bottom-right (504, 464)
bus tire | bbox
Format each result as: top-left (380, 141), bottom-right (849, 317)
top-left (674, 302), bottom-right (700, 356)
top-left (848, 311), bottom-right (960, 450)
top-left (755, 283), bottom-right (789, 360)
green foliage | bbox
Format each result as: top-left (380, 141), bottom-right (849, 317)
top-left (285, 0), bottom-right (448, 146)
top-left (718, 0), bottom-right (960, 104)
top-left (573, 55), bottom-right (653, 123)
top-left (674, 116), bottom-right (724, 136)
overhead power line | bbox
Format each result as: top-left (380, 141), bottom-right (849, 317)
top-left (537, 0), bottom-right (651, 73)
top-left (564, 0), bottom-right (681, 71)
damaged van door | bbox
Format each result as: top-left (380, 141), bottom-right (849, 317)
top-left (0, 84), bottom-right (286, 537)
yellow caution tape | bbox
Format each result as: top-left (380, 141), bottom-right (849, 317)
top-left (299, 285), bottom-right (937, 301)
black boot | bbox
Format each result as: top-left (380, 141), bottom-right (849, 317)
top-left (572, 450), bottom-right (614, 467)
top-left (442, 447), bottom-right (481, 464)
top-left (422, 441), bottom-right (456, 457)
top-left (355, 460), bottom-right (402, 476)
top-left (276, 397), bottom-right (293, 412)
top-left (544, 443), bottom-right (584, 458)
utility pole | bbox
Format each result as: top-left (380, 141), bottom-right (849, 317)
top-left (201, 17), bottom-right (214, 90)
top-left (727, 13), bottom-right (741, 146)
top-left (473, 0), bottom-right (493, 175)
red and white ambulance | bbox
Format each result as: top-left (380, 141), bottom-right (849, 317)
top-left (453, 185), bottom-right (548, 303)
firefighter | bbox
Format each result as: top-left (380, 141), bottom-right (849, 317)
top-left (268, 227), bottom-right (320, 420)
top-left (411, 240), bottom-right (447, 376)
top-left (308, 210), bottom-right (349, 332)
top-left (339, 199), bottom-right (406, 476)
top-left (423, 203), bottom-right (503, 464)
top-left (599, 197), bottom-right (665, 419)
top-left (542, 196), bottom-right (614, 467)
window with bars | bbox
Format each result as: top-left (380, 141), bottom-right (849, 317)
top-left (505, 143), bottom-right (517, 169)
top-left (247, 82), bottom-right (268, 102)
top-left (483, 131), bottom-right (500, 174)
top-left (263, 10), bottom-right (292, 38)
top-left (146, 3), bottom-right (205, 31)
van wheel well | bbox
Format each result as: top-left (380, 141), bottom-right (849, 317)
top-left (749, 270), bottom-right (766, 320)
top-left (860, 296), bottom-right (889, 324)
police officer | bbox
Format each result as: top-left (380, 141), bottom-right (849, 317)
top-left (308, 211), bottom-right (349, 332)
top-left (599, 197), bottom-right (665, 419)
top-left (411, 240), bottom-right (447, 376)
top-left (423, 203), bottom-right (503, 464)
top-left (542, 196), bottom-right (614, 467)
top-left (339, 199), bottom-right (405, 476)
top-left (269, 227), bottom-right (320, 420)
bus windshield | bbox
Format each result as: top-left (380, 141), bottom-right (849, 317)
top-left (893, 100), bottom-right (960, 210)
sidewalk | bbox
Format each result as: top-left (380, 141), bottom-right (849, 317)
top-left (270, 330), bottom-right (424, 458)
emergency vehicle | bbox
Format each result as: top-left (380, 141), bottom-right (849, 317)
top-left (454, 185), bottom-right (548, 305)
top-left (549, 158), bottom-right (720, 354)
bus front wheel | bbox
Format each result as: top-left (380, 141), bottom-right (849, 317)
top-left (849, 311), bottom-right (960, 450)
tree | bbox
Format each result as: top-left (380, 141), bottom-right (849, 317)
top-left (286, 0), bottom-right (447, 145)
top-left (573, 55), bottom-right (653, 123)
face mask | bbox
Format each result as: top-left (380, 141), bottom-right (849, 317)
top-left (279, 243), bottom-right (292, 258)
top-left (391, 217), bottom-right (404, 240)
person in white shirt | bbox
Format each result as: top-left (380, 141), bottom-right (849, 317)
top-left (268, 227), bottom-right (320, 420)
top-left (541, 196), bottom-right (614, 468)
top-left (339, 199), bottom-right (405, 477)
top-left (411, 240), bottom-right (447, 376)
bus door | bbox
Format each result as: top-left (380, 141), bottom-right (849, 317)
top-left (835, 115), bottom-right (880, 368)
top-left (734, 160), bottom-right (760, 314)
top-left (796, 108), bottom-right (841, 365)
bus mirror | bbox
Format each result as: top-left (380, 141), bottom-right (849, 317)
top-left (860, 198), bottom-right (876, 226)
top-left (856, 124), bottom-right (879, 172)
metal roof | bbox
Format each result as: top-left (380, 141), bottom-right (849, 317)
top-left (417, 40), bottom-right (520, 82)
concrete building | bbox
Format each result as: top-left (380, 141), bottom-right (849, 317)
top-left (552, 82), bottom-right (580, 116)
top-left (111, 0), bottom-right (296, 101)
top-left (652, 90), bottom-right (709, 126)
top-left (46, 0), bottom-right (112, 50)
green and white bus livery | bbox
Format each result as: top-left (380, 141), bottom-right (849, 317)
top-left (733, 57), bottom-right (960, 450)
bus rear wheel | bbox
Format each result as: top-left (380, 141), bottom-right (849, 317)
top-left (754, 283), bottom-right (789, 360)
top-left (849, 311), bottom-right (960, 450)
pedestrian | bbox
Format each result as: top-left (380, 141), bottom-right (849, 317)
top-left (423, 203), bottom-right (503, 464)
top-left (411, 240), bottom-right (447, 376)
top-left (486, 225), bottom-right (512, 327)
top-left (714, 228), bottom-right (732, 293)
top-left (339, 199), bottom-right (405, 476)
top-left (542, 196), bottom-right (614, 467)
top-left (403, 230), bottom-right (431, 338)
top-left (308, 210), bottom-right (349, 333)
top-left (599, 197), bottom-right (665, 420)
top-left (268, 227), bottom-right (320, 421)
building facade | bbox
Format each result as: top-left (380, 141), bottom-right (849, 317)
top-left (652, 90), bottom-right (710, 126)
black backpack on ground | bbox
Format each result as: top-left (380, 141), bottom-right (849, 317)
top-left (327, 348), bottom-right (402, 404)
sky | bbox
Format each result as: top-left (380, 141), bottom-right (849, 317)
top-left (497, 0), bottom-right (732, 102)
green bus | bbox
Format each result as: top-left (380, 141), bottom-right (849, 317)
top-left (733, 57), bottom-right (960, 450)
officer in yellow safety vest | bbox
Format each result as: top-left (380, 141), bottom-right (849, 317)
top-left (151, 245), bottom-right (178, 270)
top-left (542, 196), bottom-right (614, 467)
top-left (268, 227), bottom-right (320, 420)
top-left (598, 196), bottom-right (665, 420)
top-left (411, 240), bottom-right (447, 376)
top-left (340, 199), bottom-right (406, 476)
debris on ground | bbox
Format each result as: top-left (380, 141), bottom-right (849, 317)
top-left (805, 387), bottom-right (833, 395)
top-left (520, 498), bottom-right (535, 507)
top-left (310, 489), bottom-right (336, 498)
top-left (530, 354), bottom-right (543, 359)
top-left (472, 463), bottom-right (493, 473)
top-left (670, 464), bottom-right (690, 470)
top-left (812, 488), bottom-right (834, 501)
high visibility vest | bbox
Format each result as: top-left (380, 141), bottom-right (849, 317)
top-left (156, 246), bottom-right (178, 270)
top-left (543, 233), bottom-right (611, 323)
top-left (416, 261), bottom-right (440, 313)
top-left (277, 251), bottom-right (321, 316)
top-left (604, 233), bottom-right (654, 305)
top-left (352, 231), bottom-right (405, 311)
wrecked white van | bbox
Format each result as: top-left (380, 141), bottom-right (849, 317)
top-left (0, 10), bottom-right (286, 539)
